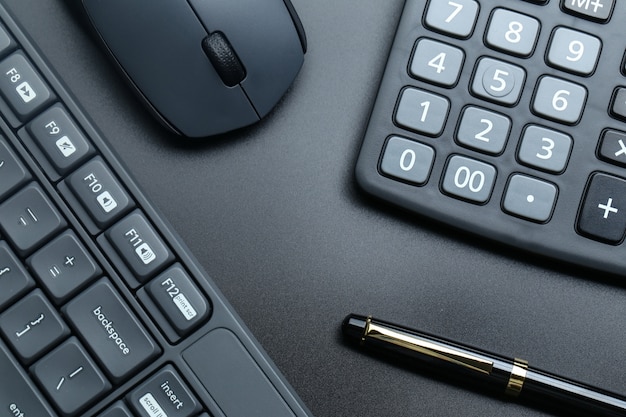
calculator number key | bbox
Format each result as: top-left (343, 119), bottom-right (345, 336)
top-left (471, 58), bottom-right (526, 106)
top-left (517, 125), bottom-right (573, 173)
top-left (547, 27), bottom-right (601, 75)
top-left (532, 76), bottom-right (587, 124)
top-left (394, 88), bottom-right (450, 136)
top-left (442, 155), bottom-right (496, 203)
top-left (424, 0), bottom-right (479, 38)
top-left (380, 136), bottom-right (435, 185)
top-left (456, 106), bottom-right (511, 155)
top-left (410, 38), bottom-right (464, 87)
top-left (486, 8), bottom-right (540, 57)
top-left (503, 174), bottom-right (557, 223)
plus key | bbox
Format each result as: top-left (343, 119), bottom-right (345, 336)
top-left (578, 173), bottom-right (626, 243)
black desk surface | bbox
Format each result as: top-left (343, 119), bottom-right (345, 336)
top-left (7, 1), bottom-right (626, 416)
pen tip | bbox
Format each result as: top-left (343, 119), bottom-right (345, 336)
top-left (342, 314), bottom-right (368, 342)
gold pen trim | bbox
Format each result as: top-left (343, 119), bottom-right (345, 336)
top-left (361, 316), bottom-right (372, 346)
top-left (506, 358), bottom-right (528, 397)
top-left (363, 318), bottom-right (493, 375)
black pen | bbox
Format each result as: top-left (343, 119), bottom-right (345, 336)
top-left (342, 314), bottom-right (626, 416)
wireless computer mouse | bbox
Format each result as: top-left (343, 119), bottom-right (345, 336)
top-left (75, 0), bottom-right (307, 138)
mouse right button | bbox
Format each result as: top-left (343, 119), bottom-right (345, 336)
top-left (182, 328), bottom-right (297, 417)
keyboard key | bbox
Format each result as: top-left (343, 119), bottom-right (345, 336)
top-left (532, 76), bottom-right (587, 124)
top-left (0, 289), bottom-right (70, 364)
top-left (31, 337), bottom-right (111, 415)
top-left (442, 155), bottom-right (497, 203)
top-left (28, 105), bottom-right (95, 175)
top-left (577, 173), bottom-right (626, 244)
top-left (27, 230), bottom-right (101, 304)
top-left (0, 241), bottom-right (34, 310)
top-left (0, 182), bottom-right (67, 255)
top-left (63, 278), bottom-right (160, 382)
top-left (0, 51), bottom-right (54, 121)
top-left (0, 23), bottom-right (16, 58)
top-left (0, 340), bottom-right (57, 417)
top-left (99, 401), bottom-right (134, 417)
top-left (146, 264), bottom-right (211, 336)
top-left (106, 211), bottom-right (175, 284)
top-left (486, 8), bottom-right (540, 57)
top-left (503, 174), bottom-right (557, 222)
top-left (127, 365), bottom-right (201, 417)
top-left (0, 137), bottom-right (31, 200)
top-left (66, 157), bottom-right (134, 229)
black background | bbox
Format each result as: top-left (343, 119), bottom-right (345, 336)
top-left (7, 0), bottom-right (626, 416)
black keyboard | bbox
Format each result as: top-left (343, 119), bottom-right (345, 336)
top-left (0, 2), bottom-right (312, 416)
top-left (356, 0), bottom-right (626, 276)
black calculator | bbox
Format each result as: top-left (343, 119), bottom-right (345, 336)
top-left (356, 0), bottom-right (626, 276)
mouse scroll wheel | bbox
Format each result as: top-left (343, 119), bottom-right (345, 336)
top-left (202, 32), bottom-right (247, 87)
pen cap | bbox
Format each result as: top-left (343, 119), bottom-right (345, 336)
top-left (342, 314), bottom-right (369, 343)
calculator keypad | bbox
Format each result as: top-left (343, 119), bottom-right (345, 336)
top-left (357, 0), bottom-right (626, 276)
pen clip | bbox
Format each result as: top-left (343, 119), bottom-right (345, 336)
top-left (365, 318), bottom-right (494, 375)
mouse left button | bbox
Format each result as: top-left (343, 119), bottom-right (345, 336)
top-left (79, 0), bottom-right (260, 137)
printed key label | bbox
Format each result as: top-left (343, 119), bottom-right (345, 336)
top-left (5, 67), bottom-right (37, 103)
top-left (55, 136), bottom-right (77, 158)
top-left (16, 81), bottom-right (36, 103)
top-left (125, 228), bottom-right (157, 265)
top-left (161, 276), bottom-right (198, 321)
top-left (83, 172), bottom-right (119, 214)
top-left (96, 191), bottom-right (118, 213)
top-left (139, 393), bottom-right (167, 416)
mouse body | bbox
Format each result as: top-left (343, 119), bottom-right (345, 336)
top-left (76, 0), bottom-right (307, 138)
